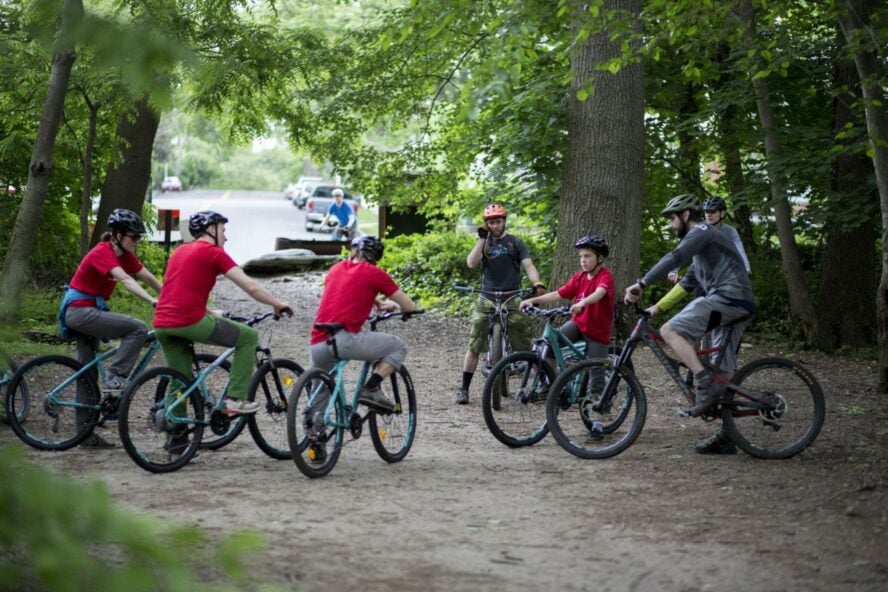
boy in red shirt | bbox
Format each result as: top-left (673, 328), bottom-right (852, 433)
top-left (520, 235), bottom-right (615, 363)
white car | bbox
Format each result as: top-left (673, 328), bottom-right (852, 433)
top-left (161, 176), bottom-right (182, 192)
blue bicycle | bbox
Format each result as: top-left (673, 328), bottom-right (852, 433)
top-left (286, 310), bottom-right (424, 478)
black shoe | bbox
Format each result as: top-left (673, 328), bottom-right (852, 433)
top-left (455, 388), bottom-right (469, 405)
top-left (694, 431), bottom-right (737, 455)
top-left (690, 380), bottom-right (726, 417)
top-left (79, 432), bottom-right (116, 449)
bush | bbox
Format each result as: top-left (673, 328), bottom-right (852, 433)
top-left (0, 445), bottom-right (269, 592)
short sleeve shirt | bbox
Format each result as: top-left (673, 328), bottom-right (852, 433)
top-left (153, 240), bottom-right (238, 328)
top-left (327, 201), bottom-right (354, 226)
top-left (69, 241), bottom-right (143, 307)
top-left (557, 267), bottom-right (615, 344)
top-left (481, 234), bottom-right (530, 292)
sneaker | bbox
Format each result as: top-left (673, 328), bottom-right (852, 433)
top-left (358, 386), bottom-right (395, 412)
top-left (222, 398), bottom-right (260, 415)
top-left (455, 388), bottom-right (469, 405)
top-left (307, 442), bottom-right (327, 465)
top-left (690, 380), bottom-right (725, 417)
top-left (79, 432), bottom-right (116, 449)
top-left (694, 431), bottom-right (737, 455)
top-left (102, 375), bottom-right (127, 393)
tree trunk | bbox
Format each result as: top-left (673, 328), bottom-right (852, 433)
top-left (555, 0), bottom-right (644, 299)
top-left (817, 40), bottom-right (877, 350)
top-left (91, 96), bottom-right (161, 245)
top-left (0, 0), bottom-right (84, 324)
top-left (837, 0), bottom-right (888, 391)
top-left (80, 94), bottom-right (99, 257)
top-left (738, 0), bottom-right (818, 341)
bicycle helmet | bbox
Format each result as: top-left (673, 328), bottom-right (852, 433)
top-left (483, 203), bottom-right (507, 221)
top-left (703, 196), bottom-right (727, 212)
top-left (332, 188), bottom-right (344, 198)
top-left (574, 234), bottom-right (609, 257)
top-left (188, 211), bottom-right (229, 236)
top-left (107, 209), bottom-right (146, 234)
top-left (350, 235), bottom-right (384, 263)
top-left (660, 194), bottom-right (701, 216)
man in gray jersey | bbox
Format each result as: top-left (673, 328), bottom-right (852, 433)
top-left (624, 194), bottom-right (755, 454)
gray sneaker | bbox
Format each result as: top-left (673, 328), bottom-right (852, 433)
top-left (102, 375), bottom-right (127, 393)
top-left (358, 386), bottom-right (395, 412)
top-left (690, 380), bottom-right (726, 417)
top-left (455, 388), bottom-right (469, 405)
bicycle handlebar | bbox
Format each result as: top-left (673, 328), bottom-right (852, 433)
top-left (453, 285), bottom-right (534, 300)
top-left (369, 309), bottom-right (425, 330)
top-left (224, 311), bottom-right (278, 326)
top-left (522, 305), bottom-right (571, 319)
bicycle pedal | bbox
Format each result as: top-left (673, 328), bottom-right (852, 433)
top-left (675, 406), bottom-right (691, 418)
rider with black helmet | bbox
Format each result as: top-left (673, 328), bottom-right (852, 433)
top-left (154, 211), bottom-right (293, 417)
top-left (625, 194), bottom-right (755, 455)
top-left (60, 208), bottom-right (163, 448)
top-left (519, 234), bottom-right (615, 364)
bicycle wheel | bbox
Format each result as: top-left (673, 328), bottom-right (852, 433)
top-left (369, 365), bottom-right (417, 462)
top-left (546, 358), bottom-right (647, 459)
top-left (247, 358), bottom-right (303, 460)
top-left (721, 357), bottom-right (825, 459)
top-left (118, 367), bottom-right (204, 473)
top-left (1, 354), bottom-right (23, 425)
top-left (482, 352), bottom-right (554, 448)
top-left (5, 355), bottom-right (100, 450)
top-left (194, 354), bottom-right (241, 450)
top-left (287, 368), bottom-right (344, 478)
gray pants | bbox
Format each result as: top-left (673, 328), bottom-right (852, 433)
top-left (309, 330), bottom-right (407, 373)
top-left (65, 307), bottom-right (149, 380)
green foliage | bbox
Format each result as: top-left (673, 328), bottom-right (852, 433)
top-left (0, 445), bottom-right (269, 592)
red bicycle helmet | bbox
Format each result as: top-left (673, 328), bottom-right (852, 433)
top-left (483, 204), bottom-right (507, 221)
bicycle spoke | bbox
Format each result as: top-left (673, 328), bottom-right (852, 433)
top-left (482, 352), bottom-right (552, 447)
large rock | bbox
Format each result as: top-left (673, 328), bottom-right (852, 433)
top-left (242, 249), bottom-right (340, 275)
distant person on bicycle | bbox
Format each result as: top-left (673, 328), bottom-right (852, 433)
top-left (308, 235), bottom-right (416, 413)
top-left (320, 188), bottom-right (357, 241)
top-left (153, 211), bottom-right (293, 416)
top-left (624, 194), bottom-right (755, 454)
top-left (59, 208), bottom-right (163, 447)
top-left (519, 234), bottom-right (615, 365)
top-left (455, 203), bottom-right (546, 405)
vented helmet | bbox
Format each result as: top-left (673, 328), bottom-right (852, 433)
top-left (660, 194), bottom-right (701, 216)
top-left (350, 235), bottom-right (384, 263)
top-left (188, 211), bottom-right (228, 236)
top-left (108, 209), bottom-right (146, 234)
top-left (574, 234), bottom-right (609, 257)
top-left (703, 196), bottom-right (727, 212)
top-left (483, 204), bottom-right (507, 221)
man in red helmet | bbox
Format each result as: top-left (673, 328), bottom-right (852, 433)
top-left (455, 204), bottom-right (546, 405)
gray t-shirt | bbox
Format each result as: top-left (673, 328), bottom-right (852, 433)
top-left (643, 222), bottom-right (753, 305)
top-left (481, 233), bottom-right (530, 292)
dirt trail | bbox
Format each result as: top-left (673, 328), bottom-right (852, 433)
top-left (5, 273), bottom-right (887, 591)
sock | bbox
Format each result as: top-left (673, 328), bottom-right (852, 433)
top-left (461, 371), bottom-right (473, 390)
top-left (365, 373), bottom-right (383, 390)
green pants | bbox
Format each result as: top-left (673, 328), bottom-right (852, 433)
top-left (468, 297), bottom-right (533, 354)
top-left (155, 315), bottom-right (258, 400)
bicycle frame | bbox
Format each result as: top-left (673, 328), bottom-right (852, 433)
top-left (454, 285), bottom-right (532, 372)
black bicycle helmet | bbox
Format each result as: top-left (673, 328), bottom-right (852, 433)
top-left (703, 196), bottom-right (727, 212)
top-left (350, 235), bottom-right (384, 263)
top-left (107, 208), bottom-right (147, 234)
top-left (660, 194), bottom-right (701, 216)
top-left (574, 234), bottom-right (609, 257)
top-left (188, 211), bottom-right (228, 236)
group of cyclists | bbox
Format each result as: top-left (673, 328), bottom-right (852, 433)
top-left (50, 189), bottom-right (751, 456)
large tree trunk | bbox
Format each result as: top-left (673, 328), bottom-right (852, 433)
top-left (837, 0), bottom-right (888, 391)
top-left (91, 96), bottom-right (161, 245)
top-left (555, 0), bottom-right (644, 297)
top-left (0, 0), bottom-right (84, 323)
top-left (738, 0), bottom-right (818, 341)
top-left (817, 40), bottom-right (877, 350)
top-left (80, 94), bottom-right (100, 257)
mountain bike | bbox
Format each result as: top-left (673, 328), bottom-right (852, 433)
top-left (117, 313), bottom-right (303, 473)
top-left (546, 301), bottom-right (825, 460)
top-left (286, 310), bottom-right (424, 478)
top-left (4, 332), bottom-right (229, 451)
top-left (454, 285), bottom-right (535, 379)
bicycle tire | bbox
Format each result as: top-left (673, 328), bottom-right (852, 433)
top-left (1, 354), bottom-right (24, 425)
top-left (247, 358), bottom-right (304, 460)
top-left (489, 323), bottom-right (505, 408)
top-left (546, 358), bottom-right (647, 459)
top-left (482, 351), bottom-right (554, 448)
top-left (193, 354), bottom-right (241, 450)
top-left (287, 368), bottom-right (344, 478)
top-left (118, 367), bottom-right (204, 473)
top-left (721, 357), bottom-right (825, 459)
top-left (369, 365), bottom-right (417, 462)
top-left (5, 355), bottom-right (100, 450)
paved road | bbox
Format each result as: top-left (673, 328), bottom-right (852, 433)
top-left (147, 189), bottom-right (316, 264)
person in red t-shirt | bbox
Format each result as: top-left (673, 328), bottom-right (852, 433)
top-left (60, 209), bottom-right (162, 448)
top-left (520, 234), bottom-right (615, 364)
top-left (308, 235), bottom-right (416, 417)
top-left (154, 211), bottom-right (293, 417)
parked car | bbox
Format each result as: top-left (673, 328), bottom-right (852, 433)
top-left (304, 185), bottom-right (360, 233)
top-left (161, 176), bottom-right (182, 192)
top-left (289, 176), bottom-right (325, 208)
